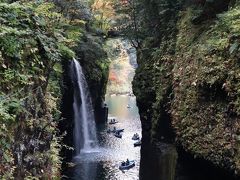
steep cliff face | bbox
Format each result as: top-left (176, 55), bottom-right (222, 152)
top-left (74, 34), bottom-right (109, 117)
top-left (133, 0), bottom-right (179, 142)
top-left (0, 2), bottom-right (66, 178)
top-left (60, 33), bottom-right (109, 164)
top-left (133, 0), bottom-right (240, 176)
top-left (0, 1), bottom-right (109, 178)
top-left (172, 0), bottom-right (240, 174)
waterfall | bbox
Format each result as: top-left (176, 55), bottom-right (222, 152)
top-left (71, 58), bottom-right (98, 155)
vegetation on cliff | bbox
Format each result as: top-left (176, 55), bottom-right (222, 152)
top-left (0, 0), bottom-right (109, 178)
top-left (172, 1), bottom-right (240, 174)
top-left (131, 0), bottom-right (240, 176)
top-left (0, 2), bottom-right (70, 178)
top-left (2, 0), bottom-right (240, 178)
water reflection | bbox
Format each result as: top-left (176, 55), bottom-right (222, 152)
top-left (70, 39), bottom-right (141, 180)
top-left (106, 95), bottom-right (140, 119)
top-left (139, 138), bottom-right (238, 180)
top-left (71, 95), bottom-right (141, 180)
top-left (73, 161), bottom-right (97, 180)
top-left (140, 139), bottom-right (177, 180)
top-left (105, 39), bottom-right (136, 95)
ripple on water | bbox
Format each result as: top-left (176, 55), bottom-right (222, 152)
top-left (71, 39), bottom-right (140, 180)
top-left (72, 148), bottom-right (140, 180)
top-left (71, 95), bottom-right (141, 180)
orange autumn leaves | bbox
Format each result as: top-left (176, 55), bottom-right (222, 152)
top-left (91, 0), bottom-right (116, 30)
top-left (91, 0), bottom-right (115, 16)
top-left (109, 70), bottom-right (122, 84)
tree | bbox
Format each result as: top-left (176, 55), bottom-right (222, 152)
top-left (114, 0), bottom-right (144, 48)
top-left (90, 0), bottom-right (116, 31)
top-left (51, 0), bottom-right (92, 22)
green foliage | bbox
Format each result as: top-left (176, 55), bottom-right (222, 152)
top-left (217, 6), bottom-right (240, 34)
top-left (91, 0), bottom-right (116, 31)
top-left (172, 3), bottom-right (240, 175)
top-left (0, 36), bottom-right (21, 57)
top-left (133, 0), bottom-right (240, 176)
top-left (0, 95), bottom-right (15, 178)
top-left (0, 1), bottom-right (82, 178)
top-left (52, 0), bottom-right (91, 21)
top-left (0, 0), bottom-right (108, 178)
top-left (58, 43), bottom-right (75, 59)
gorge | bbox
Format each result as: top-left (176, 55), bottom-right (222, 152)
top-left (1, 0), bottom-right (240, 179)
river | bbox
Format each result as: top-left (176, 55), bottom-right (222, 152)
top-left (67, 38), bottom-right (236, 180)
top-left (71, 94), bottom-right (141, 180)
top-left (69, 39), bottom-right (141, 180)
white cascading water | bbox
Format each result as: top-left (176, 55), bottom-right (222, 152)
top-left (71, 58), bottom-right (98, 155)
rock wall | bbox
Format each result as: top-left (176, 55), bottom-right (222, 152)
top-left (133, 0), bottom-right (240, 176)
top-left (0, 1), bottom-right (109, 178)
top-left (60, 33), bottom-right (109, 167)
top-left (0, 2), bottom-right (65, 178)
top-left (74, 34), bottom-right (109, 119)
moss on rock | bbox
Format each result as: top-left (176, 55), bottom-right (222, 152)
top-left (172, 2), bottom-right (240, 174)
top-left (74, 33), bottom-right (109, 118)
top-left (133, 0), bottom-right (240, 176)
